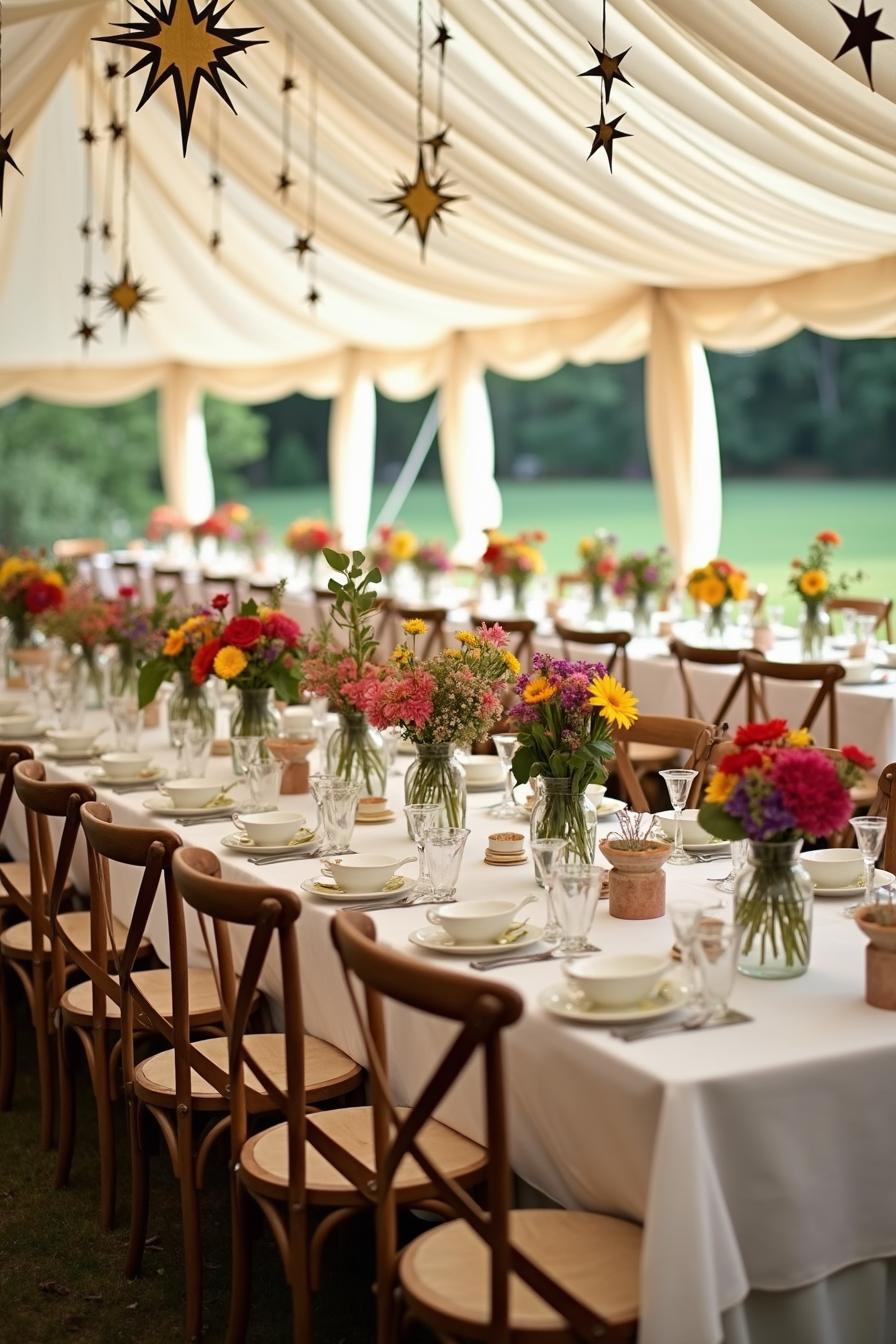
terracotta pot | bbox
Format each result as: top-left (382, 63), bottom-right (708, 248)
top-left (266, 736), bottom-right (316, 794)
top-left (855, 905), bottom-right (896, 1010)
top-left (600, 839), bottom-right (672, 920)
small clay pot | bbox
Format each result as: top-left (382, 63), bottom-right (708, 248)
top-left (600, 839), bottom-right (672, 920)
top-left (855, 905), bottom-right (896, 1011)
top-left (266, 736), bottom-right (315, 794)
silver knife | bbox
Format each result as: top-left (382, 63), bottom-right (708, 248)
top-left (470, 946), bottom-right (600, 972)
top-left (612, 1009), bottom-right (751, 1042)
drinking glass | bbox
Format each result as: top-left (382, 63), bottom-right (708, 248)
top-left (488, 734), bottom-right (527, 819)
top-left (856, 613), bottom-right (877, 656)
top-left (840, 607), bottom-right (857, 647)
top-left (669, 900), bottom-right (715, 1003)
top-left (404, 803), bottom-right (441, 895)
top-left (422, 827), bottom-right (470, 901)
top-left (530, 838), bottom-right (568, 941)
top-left (382, 727), bottom-right (403, 776)
top-left (232, 734), bottom-right (263, 782)
top-left (248, 758), bottom-right (285, 811)
top-left (551, 863), bottom-right (601, 952)
top-left (46, 666), bottom-right (87, 730)
top-left (845, 816), bottom-right (888, 915)
top-left (310, 772), bottom-right (339, 849)
top-left (310, 695), bottom-right (330, 756)
top-left (109, 696), bottom-right (143, 752)
top-left (185, 720), bottom-right (213, 777)
top-left (710, 838), bottom-right (750, 895)
top-left (320, 780), bottom-right (362, 855)
top-left (660, 768), bottom-right (698, 866)
top-left (692, 918), bottom-right (743, 1022)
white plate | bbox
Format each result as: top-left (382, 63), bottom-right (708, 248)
top-left (142, 792), bottom-right (237, 819)
top-left (684, 840), bottom-right (730, 855)
top-left (465, 777), bottom-right (506, 793)
top-left (42, 742), bottom-right (104, 762)
top-left (408, 924), bottom-right (544, 956)
top-left (598, 798), bottom-right (628, 818)
top-left (539, 979), bottom-right (690, 1025)
top-left (812, 868), bottom-right (894, 898)
top-left (222, 831), bottom-right (318, 857)
top-left (88, 768), bottom-right (167, 788)
top-left (302, 875), bottom-right (415, 902)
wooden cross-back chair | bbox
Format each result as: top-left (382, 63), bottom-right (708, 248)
top-left (202, 570), bottom-right (245, 608)
top-left (331, 911), bottom-right (642, 1344)
top-left (0, 741), bottom-right (34, 932)
top-left (669, 639), bottom-right (754, 728)
top-left (555, 571), bottom-right (585, 600)
top-left (827, 597), bottom-right (894, 643)
top-left (554, 622), bottom-right (631, 681)
top-left (868, 763), bottom-right (896, 874)
top-left (741, 652), bottom-right (845, 747)
top-left (392, 605), bottom-right (450, 658)
top-left (472, 615), bottom-right (537, 670)
top-left (612, 715), bottom-right (722, 812)
top-left (247, 576), bottom-right (283, 607)
top-left (152, 562), bottom-right (189, 605)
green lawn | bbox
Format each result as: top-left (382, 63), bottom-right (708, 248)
top-left (247, 478), bottom-right (896, 615)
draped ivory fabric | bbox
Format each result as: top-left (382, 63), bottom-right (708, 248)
top-left (1, 0), bottom-right (895, 561)
top-left (159, 366), bottom-right (214, 525)
top-left (327, 351), bottom-right (376, 551)
top-left (438, 334), bottom-right (503, 562)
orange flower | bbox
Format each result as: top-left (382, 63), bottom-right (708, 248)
top-left (816, 530), bottom-right (841, 546)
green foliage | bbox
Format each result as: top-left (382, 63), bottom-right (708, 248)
top-left (697, 800), bottom-right (747, 841)
top-left (322, 547), bottom-right (382, 672)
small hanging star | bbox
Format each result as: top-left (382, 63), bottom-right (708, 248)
top-left (422, 125), bottom-right (452, 163)
top-left (77, 279), bottom-right (94, 300)
top-left (107, 118), bottom-right (126, 142)
top-left (586, 110), bottom-right (631, 172)
top-left (78, 217), bottom-right (93, 240)
top-left (80, 125), bottom-right (98, 146)
top-left (830, 0), bottom-right (892, 88)
top-left (579, 43), bottom-right (632, 101)
top-left (100, 220), bottom-right (114, 242)
top-left (288, 232), bottom-right (316, 262)
top-left (209, 168), bottom-right (223, 189)
top-left (306, 284), bottom-right (321, 308)
top-left (275, 168), bottom-right (295, 199)
top-left (209, 229), bottom-right (222, 253)
top-left (377, 149), bottom-right (465, 256)
top-left (104, 60), bottom-right (120, 79)
top-left (281, 73), bottom-right (297, 94)
top-left (102, 261), bottom-right (154, 330)
top-left (73, 317), bottom-right (100, 350)
top-left (0, 129), bottom-right (22, 213)
top-left (430, 19), bottom-right (452, 61)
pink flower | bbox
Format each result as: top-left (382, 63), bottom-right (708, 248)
top-left (367, 667), bottom-right (435, 732)
top-left (263, 611), bottom-right (301, 646)
top-left (771, 748), bottom-right (852, 838)
top-left (476, 622), bottom-right (508, 648)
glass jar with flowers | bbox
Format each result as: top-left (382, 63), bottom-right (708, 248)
top-left (411, 539), bottom-right (451, 601)
top-left (577, 530), bottom-right (617, 623)
top-left (504, 531), bottom-right (547, 611)
top-left (138, 597), bottom-right (229, 748)
top-left (145, 504), bottom-right (189, 554)
top-left (788, 531), bottom-right (861, 660)
top-left (0, 549), bottom-right (68, 655)
top-left (368, 525), bottom-right (419, 598)
top-left (284, 517), bottom-right (336, 589)
top-left (481, 530), bottom-right (511, 603)
top-left (614, 546), bottom-right (673, 636)
top-left (102, 586), bottom-right (171, 701)
top-left (41, 582), bottom-right (115, 705)
top-left (512, 654), bottom-right (638, 863)
top-left (363, 620), bottom-right (518, 833)
top-left (686, 558), bottom-right (749, 640)
top-left (301, 550), bottom-right (389, 794)
top-left (698, 719), bottom-right (874, 979)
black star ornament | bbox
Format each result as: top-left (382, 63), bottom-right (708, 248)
top-left (430, 19), bottom-right (452, 62)
top-left (95, 0), bottom-right (266, 155)
top-left (107, 118), bottom-right (126, 142)
top-left (209, 229), bottom-right (222, 253)
top-left (306, 284), bottom-right (321, 308)
top-left (288, 232), bottom-right (316, 263)
top-left (104, 60), bottom-right (120, 80)
top-left (100, 220), bottom-right (114, 242)
top-left (78, 217), bottom-right (93, 240)
top-left (422, 125), bottom-right (452, 163)
top-left (586, 110), bottom-right (631, 172)
top-left (275, 168), bottom-right (295, 200)
top-left (830, 0), bottom-right (892, 88)
top-left (80, 125), bottom-right (98, 145)
top-left (280, 74), bottom-right (297, 95)
top-left (73, 317), bottom-right (100, 350)
top-left (209, 168), bottom-right (223, 189)
top-left (0, 128), bottom-right (22, 213)
top-left (77, 279), bottom-right (94, 300)
top-left (579, 42), bottom-right (632, 101)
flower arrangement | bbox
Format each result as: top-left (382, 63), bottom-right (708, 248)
top-left (368, 524), bottom-right (418, 577)
top-left (788, 531), bottom-right (862, 658)
top-left (284, 517), bottom-right (336, 557)
top-left (699, 719), bottom-right (874, 976)
top-left (614, 546), bottom-right (673, 632)
top-left (686, 557), bottom-right (749, 636)
top-left (103, 587), bottom-right (172, 695)
top-left (145, 504), bottom-right (188, 542)
top-left (511, 652), bottom-right (638, 861)
top-left (192, 501), bottom-right (252, 545)
top-left (482, 530), bottom-right (546, 608)
top-left (411, 540), bottom-right (451, 597)
top-left (577, 530), bottom-right (617, 618)
top-left (0, 550), bottom-right (68, 644)
top-left (41, 583), bottom-right (115, 696)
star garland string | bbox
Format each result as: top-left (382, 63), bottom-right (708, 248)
top-left (580, 0), bottom-right (632, 172)
top-left (73, 47), bottom-right (100, 350)
top-left (208, 99), bottom-right (223, 254)
top-left (95, 0), bottom-right (265, 156)
top-left (101, 91), bottom-right (155, 332)
top-left (424, 0), bottom-right (452, 164)
top-left (302, 62), bottom-right (321, 307)
top-left (275, 33), bottom-right (296, 201)
top-left (0, 0), bottom-right (23, 214)
top-left (830, 0), bottom-right (892, 89)
top-left (376, 0), bottom-right (464, 258)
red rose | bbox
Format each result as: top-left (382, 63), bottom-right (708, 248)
top-left (221, 616), bottom-right (263, 648)
top-left (118, 585), bottom-right (137, 600)
top-left (263, 611), bottom-right (301, 645)
top-left (719, 747), bottom-right (765, 776)
top-left (191, 637), bottom-right (222, 685)
top-left (734, 719), bottom-right (789, 749)
top-left (25, 580), bottom-right (64, 614)
top-left (841, 744), bottom-right (875, 772)
top-left (211, 593), bottom-right (230, 611)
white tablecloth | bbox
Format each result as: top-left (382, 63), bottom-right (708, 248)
top-left (4, 721), bottom-right (896, 1344)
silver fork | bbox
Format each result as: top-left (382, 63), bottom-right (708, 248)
top-left (470, 944), bottom-right (600, 972)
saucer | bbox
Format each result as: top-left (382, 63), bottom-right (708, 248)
top-left (813, 868), bottom-right (894, 898)
top-left (221, 831), bottom-right (317, 857)
top-left (483, 848), bottom-right (527, 866)
top-left (42, 742), bottom-right (103, 762)
top-left (538, 980), bottom-right (689, 1025)
top-left (355, 811), bottom-right (397, 824)
top-left (301, 875), bottom-right (414, 902)
top-left (598, 798), bottom-right (628, 818)
top-left (88, 767), bottom-right (167, 788)
top-left (465, 778), bottom-right (506, 794)
top-left (683, 840), bottom-right (730, 856)
top-left (408, 925), bottom-right (543, 956)
top-left (142, 793), bottom-right (236, 819)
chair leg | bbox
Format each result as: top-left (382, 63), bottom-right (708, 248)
top-left (54, 1021), bottom-right (77, 1189)
top-left (93, 1027), bottom-right (117, 1231)
top-left (225, 1173), bottom-right (252, 1344)
top-left (177, 1110), bottom-right (204, 1342)
top-left (375, 1199), bottom-right (399, 1344)
top-left (125, 1095), bottom-right (150, 1279)
top-left (288, 1205), bottom-right (312, 1344)
top-left (0, 953), bottom-right (16, 1111)
top-left (32, 960), bottom-right (55, 1151)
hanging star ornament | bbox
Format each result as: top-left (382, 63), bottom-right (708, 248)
top-left (306, 284), bottom-right (320, 308)
top-left (77, 279), bottom-right (94, 300)
top-left (830, 0), bottom-right (892, 88)
top-left (586, 110), bottom-right (631, 172)
top-left (430, 19), bottom-right (452, 61)
top-left (80, 125), bottom-right (98, 146)
top-left (288, 232), bottom-right (315, 263)
top-left (100, 220), bottom-right (114, 242)
top-left (95, 0), bottom-right (266, 156)
top-left (422, 125), bottom-right (452, 163)
top-left (579, 42), bottom-right (632, 101)
top-left (107, 118), bottom-right (126, 142)
top-left (377, 149), bottom-right (464, 256)
top-left (275, 168), bottom-right (295, 200)
top-left (104, 60), bottom-right (120, 80)
top-left (102, 262), bottom-right (154, 330)
top-left (73, 317), bottom-right (100, 350)
top-left (0, 128), bottom-right (22, 214)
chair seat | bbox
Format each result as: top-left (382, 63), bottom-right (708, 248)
top-left (850, 776), bottom-right (877, 807)
top-left (240, 1105), bottom-right (486, 1207)
top-left (626, 742), bottom-right (679, 767)
top-left (0, 910), bottom-right (145, 960)
top-left (399, 1208), bottom-right (642, 1339)
top-left (60, 967), bottom-right (221, 1028)
top-left (134, 1032), bottom-right (361, 1113)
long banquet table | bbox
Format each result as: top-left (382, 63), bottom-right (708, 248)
top-left (5, 719), bottom-right (896, 1344)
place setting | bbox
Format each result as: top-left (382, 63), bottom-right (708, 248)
top-left (88, 750), bottom-right (167, 791)
top-left (143, 777), bottom-right (237, 820)
top-left (222, 808), bottom-right (318, 858)
top-left (41, 725), bottom-right (107, 763)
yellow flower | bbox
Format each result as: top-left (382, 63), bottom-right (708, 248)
top-left (163, 628), bottom-right (186, 657)
top-left (257, 606), bottom-right (273, 620)
top-left (455, 631), bottom-right (478, 647)
top-left (0, 556), bottom-right (36, 587)
top-left (501, 650), bottom-right (521, 676)
top-left (390, 645), bottom-right (412, 665)
top-left (728, 571), bottom-right (749, 603)
top-left (43, 569), bottom-right (65, 588)
top-left (577, 537), bottom-right (593, 559)
top-left (388, 529), bottom-right (418, 562)
top-left (787, 727), bottom-right (814, 747)
top-left (522, 675), bottom-right (557, 705)
top-left (229, 504), bottom-right (250, 523)
top-left (799, 569), bottom-right (828, 599)
top-left (213, 645), bottom-right (248, 680)
top-left (443, 648), bottom-right (461, 659)
top-left (705, 771), bottom-right (736, 804)
top-left (698, 576), bottom-right (727, 608)
top-left (402, 618), bottom-right (427, 636)
top-left (588, 674), bottom-right (639, 730)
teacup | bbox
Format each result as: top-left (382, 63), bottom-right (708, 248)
top-left (99, 751), bottom-right (154, 779)
top-left (801, 848), bottom-right (864, 889)
top-left (488, 832), bottom-right (525, 856)
top-left (233, 809), bottom-right (308, 847)
top-left (357, 795), bottom-right (389, 819)
top-left (0, 694), bottom-right (22, 716)
top-left (881, 644), bottom-right (896, 669)
top-left (564, 953), bottom-right (670, 1008)
top-left (46, 727), bottom-right (100, 753)
top-left (426, 896), bottom-right (534, 945)
top-left (321, 852), bottom-right (414, 893)
top-left (160, 778), bottom-right (222, 809)
top-left (0, 713), bottom-right (39, 736)
top-left (841, 659), bottom-right (875, 685)
top-left (656, 809), bottom-right (712, 846)
top-left (586, 784), bottom-right (607, 807)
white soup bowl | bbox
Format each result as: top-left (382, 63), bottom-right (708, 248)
top-left (160, 778), bottom-right (221, 809)
top-left (565, 953), bottom-right (670, 1008)
top-left (657, 809), bottom-right (712, 846)
top-left (99, 752), bottom-right (154, 779)
top-left (235, 810), bottom-right (308, 847)
top-left (426, 898), bottom-right (522, 945)
top-left (322, 853), bottom-right (413, 893)
top-left (801, 848), bottom-right (864, 889)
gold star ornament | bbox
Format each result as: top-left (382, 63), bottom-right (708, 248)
top-left (95, 0), bottom-right (266, 155)
top-left (377, 149), bottom-right (464, 256)
top-left (579, 43), bottom-right (632, 101)
top-left (0, 128), bottom-right (22, 213)
top-left (586, 110), bottom-right (631, 172)
top-left (102, 262), bottom-right (154, 330)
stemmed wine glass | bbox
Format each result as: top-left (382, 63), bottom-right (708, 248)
top-left (709, 838), bottom-right (750, 895)
top-left (659, 768), bottom-right (698, 866)
top-left (488, 734), bottom-right (527, 819)
top-left (845, 816), bottom-right (888, 916)
top-left (404, 803), bottom-right (441, 896)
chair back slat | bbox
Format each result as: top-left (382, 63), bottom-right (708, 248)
top-left (554, 622), bottom-right (631, 681)
top-left (741, 653), bottom-right (845, 746)
top-left (870, 762), bottom-right (896, 874)
top-left (669, 639), bottom-right (753, 726)
top-left (0, 743), bottom-right (34, 848)
top-left (472, 616), bottom-right (536, 670)
top-left (613, 714), bottom-right (720, 810)
top-left (828, 596), bottom-right (893, 643)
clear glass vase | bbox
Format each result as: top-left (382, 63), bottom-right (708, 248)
top-left (734, 840), bottom-right (813, 979)
top-left (703, 602), bottom-right (728, 640)
top-left (529, 776), bottom-right (598, 865)
top-left (632, 594), bottom-right (653, 637)
top-left (169, 674), bottom-right (215, 748)
top-left (799, 603), bottom-right (829, 660)
top-left (404, 742), bottom-right (467, 833)
top-left (588, 581), bottom-right (608, 623)
top-left (230, 687), bottom-right (281, 765)
top-left (326, 711), bottom-right (387, 795)
top-left (104, 646), bottom-right (139, 703)
top-left (511, 577), bottom-right (529, 611)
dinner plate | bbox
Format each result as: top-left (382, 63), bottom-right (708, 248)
top-left (301, 875), bottom-right (415, 902)
top-left (684, 840), bottom-right (730, 855)
top-left (813, 868), bottom-right (894, 898)
top-left (221, 831), bottom-right (317, 857)
top-left (465, 777), bottom-right (506, 793)
top-left (538, 979), bottom-right (690, 1026)
top-left (88, 768), bottom-right (167, 788)
top-left (408, 924), bottom-right (544, 956)
top-left (142, 793), bottom-right (237, 819)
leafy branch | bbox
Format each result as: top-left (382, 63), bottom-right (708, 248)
top-left (323, 548), bottom-right (382, 675)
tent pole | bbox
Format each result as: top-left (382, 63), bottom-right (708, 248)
top-left (372, 395), bottom-right (441, 531)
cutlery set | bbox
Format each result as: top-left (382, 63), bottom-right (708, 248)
top-left (611, 1008), bottom-right (752, 1041)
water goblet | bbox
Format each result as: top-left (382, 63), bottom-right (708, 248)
top-left (550, 863), bottom-right (601, 952)
top-left (422, 827), bottom-right (471, 902)
top-left (109, 695), bottom-right (143, 752)
top-left (659, 768), bottom-right (698, 866)
top-left (840, 607), bottom-right (858, 648)
top-left (248, 758), bottom-right (285, 811)
top-left (232, 734), bottom-right (263, 783)
top-left (692, 918), bottom-right (743, 1022)
top-left (404, 803), bottom-right (441, 895)
top-left (310, 695), bottom-right (330, 757)
top-left (710, 838), bottom-right (750, 896)
top-left (669, 899), bottom-right (715, 1003)
top-left (184, 720), bottom-right (213, 777)
top-left (530, 838), bottom-right (568, 941)
top-left (488, 734), bottom-right (527, 819)
top-left (320, 780), bottom-right (363, 856)
top-left (382, 727), bottom-right (403, 776)
top-left (845, 816), bottom-right (888, 916)
top-left (310, 772), bottom-right (339, 849)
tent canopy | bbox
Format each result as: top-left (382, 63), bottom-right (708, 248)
top-left (2, 0), bottom-right (895, 560)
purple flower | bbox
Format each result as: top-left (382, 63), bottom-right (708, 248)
top-left (726, 775), bottom-right (796, 841)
